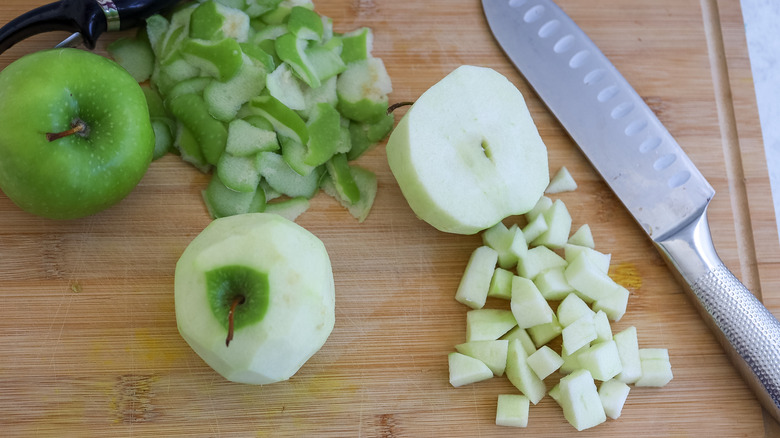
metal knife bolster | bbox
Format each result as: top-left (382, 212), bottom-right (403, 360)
top-left (482, 0), bottom-right (780, 420)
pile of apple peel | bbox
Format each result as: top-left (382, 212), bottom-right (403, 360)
top-left (108, 0), bottom-right (393, 222)
top-left (448, 184), bottom-right (673, 430)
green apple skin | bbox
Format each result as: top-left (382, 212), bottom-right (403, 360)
top-left (0, 48), bottom-right (154, 219)
top-left (175, 212), bottom-right (335, 384)
top-left (386, 65), bottom-right (549, 235)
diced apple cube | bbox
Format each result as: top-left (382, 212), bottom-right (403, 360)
top-left (502, 326), bottom-right (537, 357)
top-left (522, 212), bottom-right (548, 243)
top-left (598, 379), bottom-right (631, 420)
top-left (559, 369), bottom-right (607, 431)
top-left (545, 166), bottom-right (577, 194)
top-left (557, 293), bottom-right (595, 327)
top-left (564, 252), bottom-right (619, 303)
top-left (488, 268), bottom-right (513, 300)
top-left (527, 345), bottom-right (564, 380)
top-left (495, 394), bottom-right (530, 428)
top-left (567, 223), bottom-right (595, 248)
top-left (593, 310), bottom-right (613, 343)
top-left (466, 309), bottom-right (517, 342)
top-left (548, 383), bottom-right (562, 405)
top-left (562, 313), bottom-right (597, 354)
top-left (455, 340), bottom-right (509, 376)
top-left (613, 326), bottom-right (642, 384)
top-left (577, 340), bottom-right (623, 381)
top-left (635, 348), bottom-right (673, 387)
top-left (505, 339), bottom-right (547, 404)
top-left (482, 221), bottom-right (511, 250)
top-left (510, 276), bottom-right (554, 329)
top-left (448, 352), bottom-right (493, 387)
top-left (593, 284), bottom-right (630, 321)
top-left (564, 244), bottom-right (610, 274)
top-left (532, 199), bottom-right (572, 249)
top-left (507, 224), bottom-right (529, 261)
top-left (534, 267), bottom-right (574, 301)
top-left (455, 246), bottom-right (499, 309)
top-left (517, 246), bottom-right (567, 280)
top-left (525, 196), bottom-right (553, 223)
top-left (482, 222), bottom-right (520, 269)
top-left (559, 345), bottom-right (582, 375)
top-left (527, 314), bottom-right (562, 347)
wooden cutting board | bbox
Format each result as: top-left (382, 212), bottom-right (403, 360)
top-left (1, 0), bottom-right (778, 436)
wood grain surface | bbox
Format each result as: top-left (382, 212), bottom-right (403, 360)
top-left (1, 0), bottom-right (778, 436)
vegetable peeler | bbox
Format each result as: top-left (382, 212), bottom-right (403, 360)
top-left (0, 0), bottom-right (182, 56)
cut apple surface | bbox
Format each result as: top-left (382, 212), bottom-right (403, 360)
top-left (175, 213), bottom-right (335, 384)
top-left (386, 65), bottom-right (549, 234)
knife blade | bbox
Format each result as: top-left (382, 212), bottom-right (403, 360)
top-left (482, 0), bottom-right (780, 421)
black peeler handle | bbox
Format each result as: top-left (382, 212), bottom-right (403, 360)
top-left (0, 0), bottom-right (181, 56)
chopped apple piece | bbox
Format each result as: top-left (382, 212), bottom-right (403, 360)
top-left (613, 326), bottom-right (642, 384)
top-left (495, 394), bottom-right (530, 428)
top-left (488, 267), bottom-right (513, 300)
top-left (564, 252), bottom-right (620, 303)
top-left (525, 196), bottom-right (552, 223)
top-left (532, 199), bottom-right (572, 249)
top-left (577, 340), bottom-right (623, 381)
top-left (527, 314), bottom-right (562, 347)
top-left (534, 267), bottom-right (574, 301)
top-left (545, 166), bottom-right (577, 194)
top-left (560, 345), bottom-right (582, 375)
top-left (593, 310), bottom-right (613, 343)
top-left (522, 212), bottom-right (548, 243)
top-left (567, 224), bottom-right (595, 248)
top-left (527, 345), bottom-right (564, 380)
top-left (506, 339), bottom-right (547, 404)
top-left (635, 348), bottom-right (673, 387)
top-left (548, 383), bottom-right (562, 405)
top-left (448, 352), bottom-right (493, 387)
top-left (557, 293), bottom-right (595, 327)
top-left (593, 284), bottom-right (630, 322)
top-left (455, 340), bottom-right (509, 376)
top-left (598, 379), bottom-right (631, 420)
top-left (510, 276), bottom-right (554, 329)
top-left (466, 309), bottom-right (517, 342)
top-left (455, 246), bottom-right (499, 309)
top-left (502, 326), bottom-right (537, 357)
top-left (562, 313), bottom-right (596, 354)
top-left (482, 222), bottom-right (519, 269)
top-left (564, 244), bottom-right (610, 274)
top-left (559, 369), bottom-right (607, 431)
top-left (517, 246), bottom-right (567, 280)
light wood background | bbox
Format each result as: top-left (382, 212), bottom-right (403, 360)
top-left (0, 0), bottom-right (778, 436)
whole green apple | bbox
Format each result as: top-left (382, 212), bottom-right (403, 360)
top-left (0, 48), bottom-right (155, 219)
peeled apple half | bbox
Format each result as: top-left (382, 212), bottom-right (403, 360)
top-left (386, 65), bottom-right (549, 235)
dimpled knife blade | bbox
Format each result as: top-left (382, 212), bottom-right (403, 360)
top-left (482, 0), bottom-right (780, 421)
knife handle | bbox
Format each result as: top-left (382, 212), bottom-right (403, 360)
top-left (657, 209), bottom-right (780, 421)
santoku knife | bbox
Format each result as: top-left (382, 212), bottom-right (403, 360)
top-left (482, 0), bottom-right (780, 421)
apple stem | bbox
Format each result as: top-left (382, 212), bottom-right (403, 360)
top-left (46, 119), bottom-right (88, 142)
top-left (226, 295), bottom-right (246, 347)
top-left (387, 101), bottom-right (415, 114)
